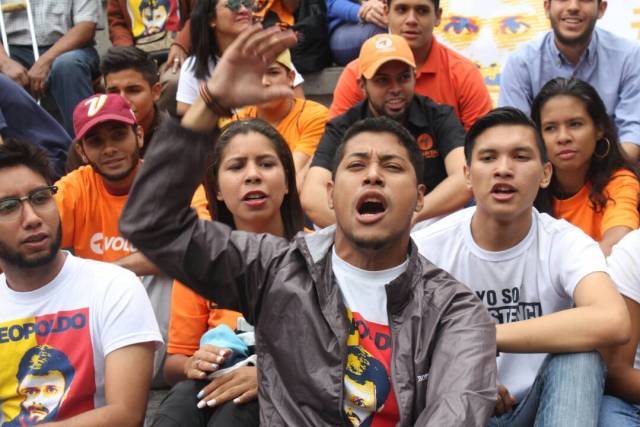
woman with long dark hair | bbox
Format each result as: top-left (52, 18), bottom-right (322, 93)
top-left (532, 77), bottom-right (640, 255)
top-left (154, 119), bottom-right (303, 427)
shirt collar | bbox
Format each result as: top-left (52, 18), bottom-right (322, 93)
top-left (416, 36), bottom-right (439, 77)
top-left (549, 28), bottom-right (598, 67)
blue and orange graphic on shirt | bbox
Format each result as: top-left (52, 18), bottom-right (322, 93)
top-left (0, 309), bottom-right (96, 426)
top-left (344, 310), bottom-right (398, 427)
top-left (129, 0), bottom-right (180, 38)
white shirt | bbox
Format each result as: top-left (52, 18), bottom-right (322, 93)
top-left (177, 55), bottom-right (305, 105)
top-left (412, 207), bottom-right (607, 401)
top-left (607, 229), bottom-right (640, 370)
top-left (0, 254), bottom-right (162, 424)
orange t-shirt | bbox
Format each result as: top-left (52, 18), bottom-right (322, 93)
top-left (167, 192), bottom-right (243, 356)
top-left (554, 169), bottom-right (640, 241)
top-left (254, 0), bottom-right (294, 25)
top-left (54, 165), bottom-right (210, 262)
top-left (329, 37), bottom-right (493, 130)
top-left (232, 98), bottom-right (329, 157)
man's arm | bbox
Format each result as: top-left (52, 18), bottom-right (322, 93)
top-left (416, 282), bottom-right (497, 426)
top-left (281, 0), bottom-right (299, 14)
top-left (497, 54), bottom-right (533, 115)
top-left (413, 147), bottom-right (471, 224)
top-left (328, 62), bottom-right (364, 119)
top-left (28, 22), bottom-right (97, 98)
top-left (455, 61), bottom-right (493, 131)
top-left (496, 271), bottom-right (630, 353)
top-left (106, 0), bottom-right (135, 46)
top-left (44, 342), bottom-right (155, 427)
top-left (615, 47), bottom-right (640, 161)
top-left (113, 252), bottom-right (163, 276)
top-left (600, 296), bottom-right (640, 404)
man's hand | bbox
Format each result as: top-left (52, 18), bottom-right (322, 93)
top-left (196, 367), bottom-right (258, 408)
top-left (206, 24), bottom-right (297, 110)
top-left (0, 57), bottom-right (29, 87)
top-left (28, 57), bottom-right (53, 99)
top-left (362, 0), bottom-right (387, 28)
top-left (185, 344), bottom-right (232, 380)
top-left (494, 384), bottom-right (515, 416)
top-left (165, 44), bottom-right (187, 74)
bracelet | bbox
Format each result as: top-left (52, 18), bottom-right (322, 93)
top-left (199, 82), bottom-right (233, 117)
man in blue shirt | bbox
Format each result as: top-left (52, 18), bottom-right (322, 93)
top-left (498, 0), bottom-right (640, 160)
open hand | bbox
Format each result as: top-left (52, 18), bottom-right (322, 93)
top-left (196, 366), bottom-right (258, 409)
top-left (205, 24), bottom-right (297, 111)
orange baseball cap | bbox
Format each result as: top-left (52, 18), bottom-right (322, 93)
top-left (358, 34), bottom-right (416, 79)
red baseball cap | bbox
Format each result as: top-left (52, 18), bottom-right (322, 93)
top-left (73, 93), bottom-right (137, 140)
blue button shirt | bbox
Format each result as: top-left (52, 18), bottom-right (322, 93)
top-left (499, 27), bottom-right (640, 145)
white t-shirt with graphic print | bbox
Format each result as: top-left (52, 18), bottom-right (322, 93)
top-left (412, 207), bottom-right (607, 401)
top-left (332, 247), bottom-right (407, 427)
top-left (0, 254), bottom-right (162, 425)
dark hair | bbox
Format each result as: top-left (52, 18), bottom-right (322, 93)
top-left (387, 0), bottom-right (439, 10)
top-left (531, 77), bottom-right (639, 213)
top-left (205, 119), bottom-right (304, 239)
top-left (190, 0), bottom-right (221, 80)
top-left (465, 107), bottom-right (548, 164)
top-left (17, 345), bottom-right (75, 390)
top-left (0, 139), bottom-right (53, 185)
top-left (100, 46), bottom-right (159, 86)
top-left (332, 117), bottom-right (424, 182)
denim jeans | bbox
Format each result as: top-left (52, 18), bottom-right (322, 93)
top-left (599, 395), bottom-right (640, 426)
top-left (329, 22), bottom-right (386, 66)
top-left (9, 45), bottom-right (99, 137)
top-left (488, 352), bottom-right (606, 427)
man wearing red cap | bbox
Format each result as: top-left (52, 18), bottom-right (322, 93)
top-left (302, 34), bottom-right (471, 228)
top-left (53, 93), bottom-right (208, 387)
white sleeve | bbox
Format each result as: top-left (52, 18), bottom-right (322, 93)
top-left (608, 230), bottom-right (640, 304)
top-left (98, 270), bottom-right (163, 356)
top-left (292, 63), bottom-right (304, 87)
top-left (176, 57), bottom-right (200, 105)
top-left (550, 224), bottom-right (608, 299)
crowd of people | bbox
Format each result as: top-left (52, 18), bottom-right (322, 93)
top-left (1, 0), bottom-right (640, 426)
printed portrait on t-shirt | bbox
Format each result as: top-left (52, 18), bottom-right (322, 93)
top-left (128, 0), bottom-right (180, 39)
top-left (0, 309), bottom-right (96, 426)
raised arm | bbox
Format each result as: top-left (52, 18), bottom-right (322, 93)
top-left (120, 25), bottom-right (300, 316)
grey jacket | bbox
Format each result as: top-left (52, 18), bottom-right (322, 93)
top-left (120, 119), bottom-right (497, 426)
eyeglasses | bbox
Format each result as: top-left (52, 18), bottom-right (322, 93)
top-left (224, 0), bottom-right (255, 13)
top-left (0, 186), bottom-right (58, 222)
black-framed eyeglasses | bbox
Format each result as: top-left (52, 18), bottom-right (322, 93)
top-left (0, 186), bottom-right (58, 222)
top-left (224, 0), bottom-right (255, 13)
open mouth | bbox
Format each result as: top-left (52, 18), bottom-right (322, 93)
top-left (356, 193), bottom-right (387, 223)
top-left (23, 233), bottom-right (48, 244)
top-left (242, 191), bottom-right (268, 206)
top-left (491, 183), bottom-right (516, 201)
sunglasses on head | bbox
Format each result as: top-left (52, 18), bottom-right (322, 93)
top-left (224, 0), bottom-right (255, 13)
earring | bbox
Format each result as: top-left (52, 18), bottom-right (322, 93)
top-left (594, 137), bottom-right (611, 159)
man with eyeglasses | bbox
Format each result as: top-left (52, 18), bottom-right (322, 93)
top-left (0, 139), bottom-right (161, 427)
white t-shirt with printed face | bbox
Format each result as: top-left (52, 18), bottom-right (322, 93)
top-left (332, 248), bottom-right (407, 427)
top-left (412, 207), bottom-right (607, 401)
top-left (607, 229), bottom-right (640, 370)
top-left (177, 56), bottom-right (305, 106)
top-left (0, 254), bottom-right (162, 425)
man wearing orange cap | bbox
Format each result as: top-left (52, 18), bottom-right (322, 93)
top-left (302, 34), bottom-right (470, 228)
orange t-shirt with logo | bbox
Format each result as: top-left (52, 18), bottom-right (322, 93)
top-left (231, 98), bottom-right (328, 157)
top-left (167, 191), bottom-right (243, 356)
top-left (329, 37), bottom-right (492, 130)
top-left (554, 169), bottom-right (640, 241)
top-left (54, 165), bottom-right (210, 262)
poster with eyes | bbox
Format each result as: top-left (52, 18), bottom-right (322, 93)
top-left (434, 0), bottom-right (640, 104)
top-left (128, 0), bottom-right (180, 39)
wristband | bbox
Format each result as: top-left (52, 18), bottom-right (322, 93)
top-left (199, 82), bottom-right (233, 117)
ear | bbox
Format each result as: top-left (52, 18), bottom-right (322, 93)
top-left (597, 0), bottom-right (607, 19)
top-left (358, 78), bottom-right (366, 96)
top-left (135, 126), bottom-right (145, 150)
top-left (75, 141), bottom-right (89, 164)
top-left (543, 0), bottom-right (551, 19)
top-left (326, 179), bottom-right (335, 211)
top-left (463, 163), bottom-right (472, 190)
top-left (151, 82), bottom-right (162, 102)
top-left (434, 7), bottom-right (442, 27)
top-left (415, 184), bottom-right (426, 213)
top-left (540, 161), bottom-right (553, 189)
top-left (596, 127), bottom-right (605, 141)
top-left (383, 3), bottom-right (389, 16)
top-left (216, 190), bottom-right (224, 201)
top-left (287, 70), bottom-right (295, 87)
